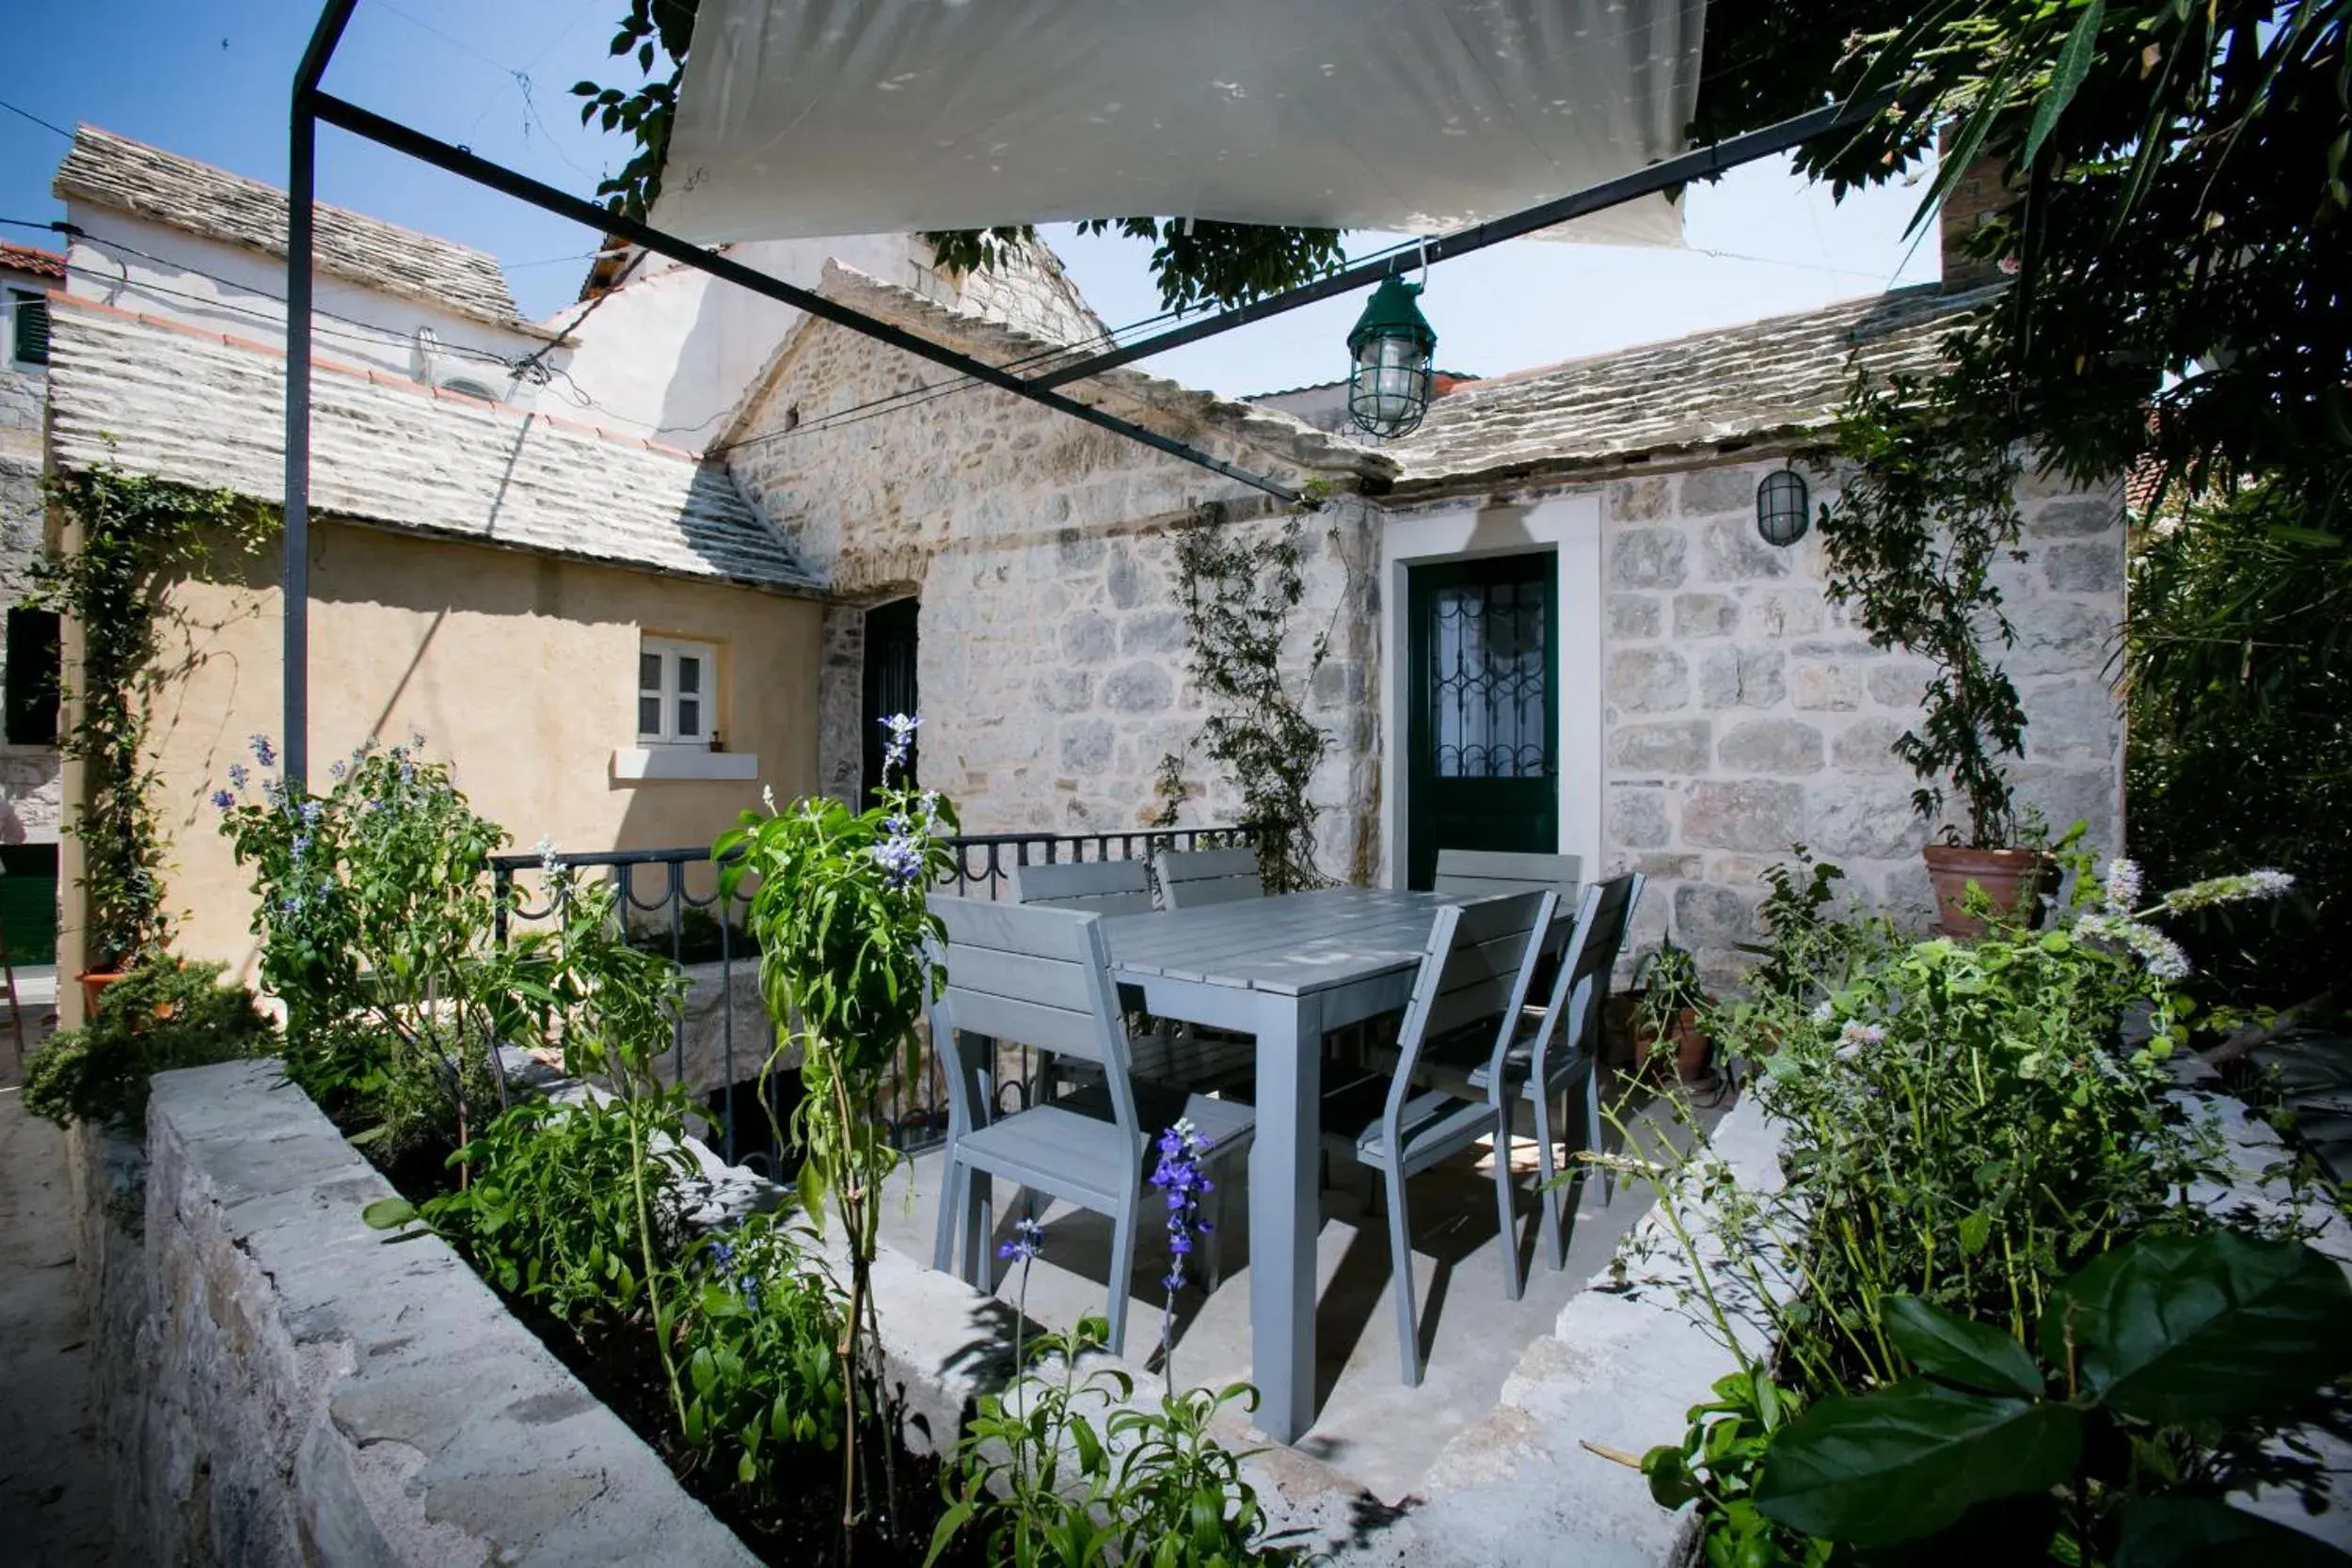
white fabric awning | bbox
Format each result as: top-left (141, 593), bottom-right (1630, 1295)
top-left (655, 0), bottom-right (1706, 247)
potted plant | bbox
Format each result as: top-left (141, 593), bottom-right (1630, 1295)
top-left (1631, 937), bottom-right (1714, 1090)
top-left (1820, 375), bottom-right (2046, 937)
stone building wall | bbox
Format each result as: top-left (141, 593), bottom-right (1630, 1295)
top-left (1597, 455), bottom-right (2126, 982)
top-left (723, 266), bottom-right (1385, 876)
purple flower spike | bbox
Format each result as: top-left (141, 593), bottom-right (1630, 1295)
top-left (249, 734), bottom-right (277, 768)
top-left (997, 1215), bottom-right (1045, 1264)
top-left (210, 789), bottom-right (236, 811)
top-left (1150, 1118), bottom-right (1214, 1299)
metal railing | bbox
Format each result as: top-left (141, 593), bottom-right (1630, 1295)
top-left (488, 824), bottom-right (1257, 1174)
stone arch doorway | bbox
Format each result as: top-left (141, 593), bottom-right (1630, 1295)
top-left (860, 596), bottom-right (919, 803)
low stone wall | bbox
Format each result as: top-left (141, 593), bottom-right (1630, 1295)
top-left (66, 1059), bottom-right (756, 1566)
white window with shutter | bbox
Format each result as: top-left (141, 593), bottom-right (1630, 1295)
top-left (637, 636), bottom-right (715, 745)
top-left (614, 635), bottom-right (756, 783)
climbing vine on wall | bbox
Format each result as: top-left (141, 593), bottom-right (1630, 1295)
top-left (30, 467), bottom-right (271, 969)
top-left (1154, 496), bottom-right (1337, 894)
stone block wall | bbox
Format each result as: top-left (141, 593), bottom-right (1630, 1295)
top-left (68, 1059), bottom-right (758, 1567)
top-left (726, 287), bottom-right (1383, 876)
top-left (1598, 456), bottom-right (2126, 983)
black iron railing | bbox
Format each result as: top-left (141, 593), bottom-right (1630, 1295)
top-left (488, 825), bottom-right (1257, 1172)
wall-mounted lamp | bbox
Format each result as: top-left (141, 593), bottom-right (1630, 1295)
top-left (1756, 467), bottom-right (1811, 546)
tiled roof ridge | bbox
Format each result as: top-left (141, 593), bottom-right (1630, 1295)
top-left (1446, 282), bottom-right (1993, 402)
top-left (0, 240), bottom-right (67, 279)
top-left (813, 260), bottom-right (1395, 482)
top-left (54, 126), bottom-right (542, 336)
top-left (46, 292), bottom-right (714, 465)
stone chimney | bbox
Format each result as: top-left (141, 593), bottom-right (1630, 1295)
top-left (1938, 139), bottom-right (2018, 292)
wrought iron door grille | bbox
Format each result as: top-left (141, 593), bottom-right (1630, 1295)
top-left (1429, 578), bottom-right (1554, 779)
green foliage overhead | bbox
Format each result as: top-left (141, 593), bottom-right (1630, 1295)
top-left (21, 957), bottom-right (275, 1129)
top-left (2125, 481), bottom-right (2349, 997)
top-left (574, 0), bottom-right (1344, 313)
top-left (29, 467), bottom-right (271, 967)
top-left (1699, 0), bottom-right (2352, 505)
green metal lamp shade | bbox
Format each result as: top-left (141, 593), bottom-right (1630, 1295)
top-left (1347, 275), bottom-right (1437, 439)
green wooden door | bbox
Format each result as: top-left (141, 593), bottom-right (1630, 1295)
top-left (1406, 553), bottom-right (1559, 890)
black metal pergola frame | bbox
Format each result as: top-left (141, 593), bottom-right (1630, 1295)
top-left (279, 0), bottom-right (1883, 783)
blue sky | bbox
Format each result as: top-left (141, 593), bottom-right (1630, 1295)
top-left (3, 0), bottom-right (1940, 401)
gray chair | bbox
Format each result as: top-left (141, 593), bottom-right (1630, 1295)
top-left (1432, 848), bottom-right (1583, 901)
top-left (1320, 889), bottom-right (1556, 1386)
top-left (1422, 872), bottom-right (1645, 1269)
top-left (1006, 859), bottom-right (1157, 915)
top-left (1154, 847), bottom-right (1263, 909)
top-left (1005, 859), bottom-right (1255, 1098)
top-left (927, 895), bottom-right (1252, 1352)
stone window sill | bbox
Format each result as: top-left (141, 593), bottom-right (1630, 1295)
top-left (612, 748), bottom-right (758, 784)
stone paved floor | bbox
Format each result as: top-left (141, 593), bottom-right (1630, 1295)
top-left (1, 1018), bottom-right (118, 1568)
top-left (879, 1087), bottom-right (1724, 1502)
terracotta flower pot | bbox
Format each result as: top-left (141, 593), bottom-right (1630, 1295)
top-left (1922, 845), bottom-right (2055, 938)
top-left (77, 968), bottom-right (128, 1019)
top-left (1633, 1006), bottom-right (1716, 1092)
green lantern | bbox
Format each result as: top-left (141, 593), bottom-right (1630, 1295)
top-left (1346, 274), bottom-right (1437, 438)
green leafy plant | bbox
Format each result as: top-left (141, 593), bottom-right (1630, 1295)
top-left (1639, 1370), bottom-right (1830, 1568)
top-left (21, 956), bottom-right (276, 1128)
top-left (29, 467), bottom-right (271, 968)
top-left (1751, 1230), bottom-right (2352, 1561)
top-left (1605, 849), bottom-right (2312, 1563)
top-left (675, 1213), bottom-right (849, 1493)
top-left (1631, 937), bottom-right (1707, 1040)
top-left (716, 714), bottom-right (956, 1543)
top-left (412, 1092), bottom-right (698, 1324)
top-left (930, 1316), bottom-right (1289, 1568)
top-left (1153, 504), bottom-right (1342, 892)
top-left (1818, 372), bottom-right (2031, 847)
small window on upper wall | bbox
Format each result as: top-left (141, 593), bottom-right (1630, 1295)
top-left (8, 290), bottom-right (50, 368)
top-left (638, 636), bottom-right (717, 745)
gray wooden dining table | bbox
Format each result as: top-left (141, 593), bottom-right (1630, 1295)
top-left (1098, 885), bottom-right (1451, 1442)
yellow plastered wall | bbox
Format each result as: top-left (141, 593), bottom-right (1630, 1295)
top-left (65, 518), bottom-right (822, 1002)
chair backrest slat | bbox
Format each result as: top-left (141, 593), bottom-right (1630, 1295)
top-left (1008, 860), bottom-right (1156, 915)
top-left (1432, 848), bottom-right (1583, 900)
top-left (1155, 847), bottom-right (1263, 910)
top-left (1527, 872), bottom-right (1646, 1088)
top-left (1389, 891), bottom-right (1553, 1117)
top-left (928, 895), bottom-right (1129, 1073)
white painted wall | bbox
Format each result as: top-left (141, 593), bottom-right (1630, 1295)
top-left (549, 234), bottom-right (918, 447)
top-left (60, 209), bottom-right (558, 407)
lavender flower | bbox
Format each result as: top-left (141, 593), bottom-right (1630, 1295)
top-left (210, 789), bottom-right (236, 811)
top-left (249, 733), bottom-right (276, 768)
top-left (1151, 1118), bottom-right (1214, 1295)
top-left (328, 759), bottom-right (346, 781)
top-left (2162, 869), bottom-right (2296, 911)
top-left (997, 1215), bottom-right (1044, 1264)
top-left (873, 810), bottom-right (929, 890)
top-left (227, 762), bottom-right (249, 791)
top-left (2074, 911), bottom-right (2195, 981)
top-left (879, 712), bottom-right (920, 774)
top-left (2101, 859), bottom-right (2144, 912)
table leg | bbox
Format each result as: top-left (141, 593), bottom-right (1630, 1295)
top-left (1249, 990), bottom-right (1323, 1443)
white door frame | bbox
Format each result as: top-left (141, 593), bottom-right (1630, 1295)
top-left (1378, 492), bottom-right (1603, 889)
